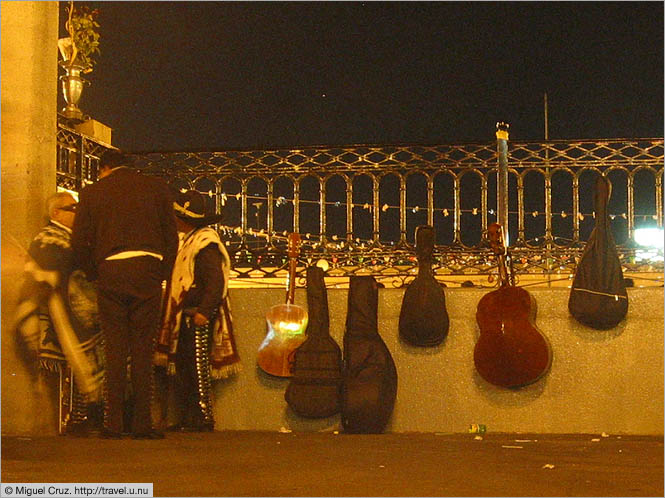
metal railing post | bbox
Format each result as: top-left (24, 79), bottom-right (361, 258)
top-left (627, 173), bottom-right (635, 241)
top-left (517, 174), bottom-right (525, 244)
top-left (656, 171), bottom-right (663, 228)
top-left (76, 134), bottom-right (84, 190)
top-left (346, 176), bottom-right (353, 244)
top-left (572, 176), bottom-right (580, 243)
top-left (266, 180), bottom-right (274, 245)
top-left (319, 177), bottom-right (327, 245)
top-left (240, 180), bottom-right (248, 246)
top-left (453, 174), bottom-right (461, 244)
top-left (427, 175), bottom-right (434, 227)
top-left (372, 175), bottom-right (380, 244)
top-left (399, 175), bottom-right (407, 244)
top-left (293, 180), bottom-right (300, 234)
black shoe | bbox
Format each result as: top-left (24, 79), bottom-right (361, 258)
top-left (132, 430), bottom-right (165, 440)
top-left (99, 429), bottom-right (123, 439)
top-left (65, 421), bottom-right (90, 437)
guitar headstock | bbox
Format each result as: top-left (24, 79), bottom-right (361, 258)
top-left (415, 225), bottom-right (435, 260)
top-left (487, 223), bottom-right (506, 256)
top-left (287, 232), bottom-right (301, 259)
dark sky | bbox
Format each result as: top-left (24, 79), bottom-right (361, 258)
top-left (70, 1), bottom-right (663, 152)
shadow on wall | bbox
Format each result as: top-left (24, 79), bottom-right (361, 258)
top-left (568, 316), bottom-right (626, 342)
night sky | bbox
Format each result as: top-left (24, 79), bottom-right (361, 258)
top-left (70, 1), bottom-right (663, 153)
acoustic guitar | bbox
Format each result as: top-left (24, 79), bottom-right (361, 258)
top-left (474, 223), bottom-right (552, 388)
top-left (257, 233), bottom-right (308, 377)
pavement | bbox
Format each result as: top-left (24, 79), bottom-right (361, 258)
top-left (1, 431), bottom-right (663, 497)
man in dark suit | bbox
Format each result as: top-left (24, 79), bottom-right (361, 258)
top-left (71, 150), bottom-right (178, 439)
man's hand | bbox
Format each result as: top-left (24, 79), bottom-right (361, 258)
top-left (193, 312), bottom-right (209, 327)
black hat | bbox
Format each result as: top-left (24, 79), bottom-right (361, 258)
top-left (173, 190), bottom-right (223, 227)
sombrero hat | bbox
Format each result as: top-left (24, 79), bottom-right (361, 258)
top-left (173, 190), bottom-right (223, 227)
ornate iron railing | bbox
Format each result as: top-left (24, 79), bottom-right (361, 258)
top-left (56, 122), bottom-right (664, 286)
top-left (56, 120), bottom-right (116, 192)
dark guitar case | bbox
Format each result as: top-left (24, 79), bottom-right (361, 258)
top-left (341, 276), bottom-right (398, 434)
top-left (568, 175), bottom-right (628, 329)
top-left (399, 225), bottom-right (449, 346)
top-left (285, 266), bottom-right (342, 418)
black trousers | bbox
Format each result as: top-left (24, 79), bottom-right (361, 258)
top-left (97, 256), bottom-right (163, 434)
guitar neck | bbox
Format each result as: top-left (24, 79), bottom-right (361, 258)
top-left (285, 232), bottom-right (301, 304)
top-left (498, 252), bottom-right (515, 287)
top-left (285, 256), bottom-right (297, 304)
top-left (489, 222), bottom-right (515, 287)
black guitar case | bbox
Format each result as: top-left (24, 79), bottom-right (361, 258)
top-left (399, 225), bottom-right (449, 346)
top-left (341, 276), bottom-right (398, 434)
top-left (285, 266), bottom-right (342, 418)
top-left (568, 175), bottom-right (628, 329)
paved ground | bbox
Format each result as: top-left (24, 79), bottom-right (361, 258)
top-left (2, 432), bottom-right (663, 497)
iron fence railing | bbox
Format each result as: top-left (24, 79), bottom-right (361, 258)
top-left (56, 121), bottom-right (116, 192)
top-left (57, 121), bottom-right (664, 285)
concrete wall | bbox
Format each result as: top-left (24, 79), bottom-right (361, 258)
top-left (211, 286), bottom-right (663, 435)
top-left (1, 1), bottom-right (60, 435)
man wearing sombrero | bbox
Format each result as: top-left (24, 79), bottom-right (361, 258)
top-left (155, 190), bottom-right (240, 431)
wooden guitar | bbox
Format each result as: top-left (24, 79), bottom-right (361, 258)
top-left (257, 233), bottom-right (308, 377)
top-left (474, 223), bottom-right (552, 388)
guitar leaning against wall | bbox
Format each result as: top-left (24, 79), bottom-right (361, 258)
top-left (399, 224), bottom-right (449, 347)
top-left (474, 223), bottom-right (552, 388)
top-left (285, 265), bottom-right (343, 418)
top-left (257, 233), bottom-right (308, 377)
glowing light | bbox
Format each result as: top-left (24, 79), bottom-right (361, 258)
top-left (634, 228), bottom-right (664, 262)
top-left (278, 321), bottom-right (305, 332)
top-left (634, 228), bottom-right (664, 248)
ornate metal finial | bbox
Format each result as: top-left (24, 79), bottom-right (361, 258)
top-left (495, 122), bottom-right (510, 140)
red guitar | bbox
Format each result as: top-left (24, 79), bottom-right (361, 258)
top-left (257, 233), bottom-right (308, 377)
top-left (474, 223), bottom-right (552, 388)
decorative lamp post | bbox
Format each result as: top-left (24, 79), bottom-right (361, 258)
top-left (496, 122), bottom-right (510, 244)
